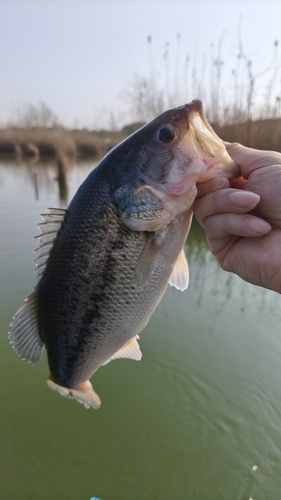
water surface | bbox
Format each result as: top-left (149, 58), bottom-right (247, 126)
top-left (1, 158), bottom-right (281, 499)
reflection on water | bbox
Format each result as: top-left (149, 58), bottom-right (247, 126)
top-left (1, 158), bottom-right (281, 500)
top-left (33, 170), bottom-right (39, 200)
top-left (57, 170), bottom-right (68, 203)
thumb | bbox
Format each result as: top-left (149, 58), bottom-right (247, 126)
top-left (226, 143), bottom-right (281, 179)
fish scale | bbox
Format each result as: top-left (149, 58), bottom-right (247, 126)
top-left (40, 188), bottom-right (147, 383)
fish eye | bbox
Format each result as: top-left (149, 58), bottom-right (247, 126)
top-left (155, 126), bottom-right (175, 144)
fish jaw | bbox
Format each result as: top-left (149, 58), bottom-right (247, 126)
top-left (182, 99), bottom-right (239, 181)
top-left (138, 176), bottom-right (198, 221)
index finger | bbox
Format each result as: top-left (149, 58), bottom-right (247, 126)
top-left (226, 143), bottom-right (281, 179)
top-left (196, 177), bottom-right (230, 198)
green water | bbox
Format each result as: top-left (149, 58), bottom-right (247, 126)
top-left (1, 158), bottom-right (281, 499)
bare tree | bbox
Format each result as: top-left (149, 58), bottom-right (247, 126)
top-left (10, 101), bottom-right (58, 128)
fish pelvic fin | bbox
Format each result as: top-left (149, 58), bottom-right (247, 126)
top-left (8, 291), bottom-right (45, 365)
top-left (47, 378), bottom-right (101, 410)
top-left (103, 335), bottom-right (142, 365)
top-left (169, 248), bottom-right (189, 291)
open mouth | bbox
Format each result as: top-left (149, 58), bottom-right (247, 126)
top-left (141, 100), bottom-right (238, 196)
top-left (187, 100), bottom-right (225, 159)
top-left (184, 100), bottom-right (239, 177)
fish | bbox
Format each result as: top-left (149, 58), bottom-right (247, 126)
top-left (8, 99), bottom-right (239, 409)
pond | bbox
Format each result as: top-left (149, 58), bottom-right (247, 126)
top-left (1, 157), bottom-right (281, 499)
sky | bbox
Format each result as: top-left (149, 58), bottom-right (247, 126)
top-left (1, 0), bottom-right (281, 129)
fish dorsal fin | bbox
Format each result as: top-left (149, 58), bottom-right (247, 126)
top-left (103, 336), bottom-right (142, 365)
top-left (169, 248), bottom-right (189, 291)
top-left (34, 208), bottom-right (67, 281)
top-left (134, 227), bottom-right (168, 287)
top-left (8, 291), bottom-right (45, 365)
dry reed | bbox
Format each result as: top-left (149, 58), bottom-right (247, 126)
top-left (122, 27), bottom-right (281, 150)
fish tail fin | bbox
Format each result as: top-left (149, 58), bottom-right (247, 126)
top-left (8, 291), bottom-right (45, 365)
top-left (47, 378), bottom-right (101, 409)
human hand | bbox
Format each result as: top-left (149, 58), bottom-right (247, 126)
top-left (193, 143), bottom-right (281, 293)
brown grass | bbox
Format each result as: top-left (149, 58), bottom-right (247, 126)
top-left (214, 118), bottom-right (281, 151)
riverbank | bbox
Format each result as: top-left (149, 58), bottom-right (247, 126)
top-left (0, 127), bottom-right (121, 160)
top-left (0, 118), bottom-right (280, 162)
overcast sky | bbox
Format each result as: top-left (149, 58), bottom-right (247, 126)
top-left (1, 0), bottom-right (281, 128)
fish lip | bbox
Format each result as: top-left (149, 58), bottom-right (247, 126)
top-left (141, 172), bottom-right (198, 196)
top-left (184, 99), bottom-right (204, 115)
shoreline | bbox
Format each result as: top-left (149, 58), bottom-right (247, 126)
top-left (0, 118), bottom-right (280, 161)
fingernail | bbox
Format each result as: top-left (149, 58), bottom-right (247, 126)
top-left (229, 191), bottom-right (260, 208)
top-left (245, 217), bottom-right (271, 234)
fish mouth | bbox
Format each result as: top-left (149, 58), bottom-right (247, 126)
top-left (184, 100), bottom-right (239, 177)
top-left (186, 100), bottom-right (225, 159)
top-left (142, 100), bottom-right (239, 197)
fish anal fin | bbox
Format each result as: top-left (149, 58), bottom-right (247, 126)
top-left (103, 335), bottom-right (142, 365)
top-left (169, 248), bottom-right (189, 291)
top-left (8, 291), bottom-right (45, 365)
top-left (47, 378), bottom-right (101, 409)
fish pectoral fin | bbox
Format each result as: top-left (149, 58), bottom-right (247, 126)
top-left (169, 248), bottom-right (189, 291)
top-left (134, 233), bottom-right (160, 287)
top-left (47, 378), bottom-right (101, 409)
top-left (8, 291), bottom-right (45, 365)
top-left (103, 335), bottom-right (142, 365)
top-left (134, 227), bottom-right (168, 287)
top-left (114, 183), bottom-right (172, 231)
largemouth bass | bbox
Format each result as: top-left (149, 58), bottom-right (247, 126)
top-left (9, 100), bottom-right (238, 409)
